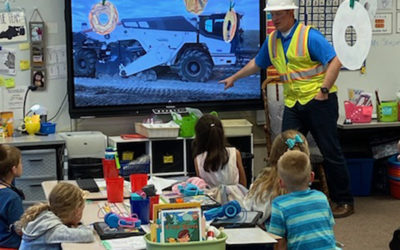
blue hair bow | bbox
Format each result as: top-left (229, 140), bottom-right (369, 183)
top-left (285, 134), bottom-right (304, 149)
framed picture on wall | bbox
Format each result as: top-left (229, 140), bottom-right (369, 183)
top-left (32, 69), bottom-right (45, 89)
top-left (29, 22), bottom-right (44, 43)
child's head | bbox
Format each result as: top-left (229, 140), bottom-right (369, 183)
top-left (19, 182), bottom-right (86, 228)
top-left (48, 182), bottom-right (86, 226)
top-left (277, 150), bottom-right (312, 192)
top-left (0, 144), bottom-right (22, 180)
top-left (192, 114), bottom-right (228, 172)
top-left (269, 130), bottom-right (309, 166)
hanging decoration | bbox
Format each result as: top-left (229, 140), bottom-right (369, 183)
top-left (184, 0), bottom-right (208, 15)
top-left (89, 1), bottom-right (119, 35)
top-left (29, 8), bottom-right (46, 89)
top-left (223, 1), bottom-right (237, 43)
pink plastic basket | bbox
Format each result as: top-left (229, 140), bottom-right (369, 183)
top-left (344, 101), bottom-right (373, 123)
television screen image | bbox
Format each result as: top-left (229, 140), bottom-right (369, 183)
top-left (66, 0), bottom-right (265, 117)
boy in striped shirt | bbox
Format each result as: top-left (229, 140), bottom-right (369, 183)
top-left (268, 150), bottom-right (337, 250)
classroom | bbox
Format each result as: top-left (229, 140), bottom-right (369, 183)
top-left (0, 0), bottom-right (400, 249)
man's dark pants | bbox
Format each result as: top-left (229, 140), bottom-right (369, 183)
top-left (282, 93), bottom-right (353, 204)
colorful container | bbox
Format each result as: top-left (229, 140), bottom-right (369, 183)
top-left (377, 101), bottom-right (398, 122)
top-left (388, 154), bottom-right (400, 199)
top-left (144, 232), bottom-right (227, 250)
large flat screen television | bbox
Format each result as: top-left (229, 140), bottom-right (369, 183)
top-left (65, 0), bottom-right (266, 118)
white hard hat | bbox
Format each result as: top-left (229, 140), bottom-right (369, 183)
top-left (264, 0), bottom-right (299, 11)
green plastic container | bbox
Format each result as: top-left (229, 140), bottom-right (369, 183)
top-left (172, 113), bottom-right (198, 138)
top-left (144, 232), bottom-right (227, 250)
top-left (378, 101), bottom-right (398, 122)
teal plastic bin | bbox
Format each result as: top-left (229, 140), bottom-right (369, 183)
top-left (144, 232), bottom-right (227, 250)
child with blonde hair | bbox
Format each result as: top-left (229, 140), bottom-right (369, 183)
top-left (0, 144), bottom-right (24, 248)
top-left (268, 150), bottom-right (336, 249)
top-left (243, 130), bottom-right (309, 225)
top-left (18, 182), bottom-right (94, 249)
top-left (193, 114), bottom-right (247, 204)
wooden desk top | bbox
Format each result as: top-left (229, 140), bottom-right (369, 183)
top-left (42, 180), bottom-right (131, 200)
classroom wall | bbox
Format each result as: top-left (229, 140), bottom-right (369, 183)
top-left (1, 0), bottom-right (399, 175)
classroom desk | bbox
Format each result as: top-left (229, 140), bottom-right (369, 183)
top-left (41, 179), bottom-right (131, 200)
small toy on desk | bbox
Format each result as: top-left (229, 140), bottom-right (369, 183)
top-left (204, 200), bottom-right (241, 221)
top-left (178, 183), bottom-right (204, 196)
top-left (104, 212), bottom-right (141, 228)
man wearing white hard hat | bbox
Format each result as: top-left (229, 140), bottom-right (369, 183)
top-left (220, 0), bottom-right (353, 218)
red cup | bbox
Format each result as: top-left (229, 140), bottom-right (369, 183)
top-left (129, 174), bottom-right (148, 192)
top-left (149, 195), bottom-right (159, 220)
top-left (102, 159), bottom-right (119, 178)
top-left (106, 177), bottom-right (124, 203)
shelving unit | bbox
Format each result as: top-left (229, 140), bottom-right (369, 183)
top-left (108, 135), bottom-right (254, 185)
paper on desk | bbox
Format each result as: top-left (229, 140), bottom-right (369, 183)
top-left (147, 176), bottom-right (180, 195)
top-left (224, 227), bottom-right (277, 245)
top-left (101, 236), bottom-right (146, 250)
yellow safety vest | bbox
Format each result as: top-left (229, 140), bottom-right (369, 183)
top-left (268, 23), bottom-right (337, 108)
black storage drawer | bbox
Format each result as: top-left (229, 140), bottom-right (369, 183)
top-left (151, 140), bottom-right (184, 173)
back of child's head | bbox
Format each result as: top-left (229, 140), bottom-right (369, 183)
top-left (193, 114), bottom-right (228, 172)
top-left (0, 144), bottom-right (21, 179)
top-left (19, 182), bottom-right (86, 228)
top-left (277, 150), bottom-right (311, 191)
top-left (247, 130), bottom-right (309, 201)
top-left (269, 130), bottom-right (309, 166)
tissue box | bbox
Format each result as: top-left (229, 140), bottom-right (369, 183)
top-left (135, 122), bottom-right (179, 138)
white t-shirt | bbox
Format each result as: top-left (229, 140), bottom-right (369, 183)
top-left (195, 147), bottom-right (238, 187)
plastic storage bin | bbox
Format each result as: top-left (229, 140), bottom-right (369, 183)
top-left (40, 122), bottom-right (56, 134)
top-left (144, 232), bottom-right (227, 250)
top-left (135, 122), bottom-right (180, 138)
top-left (221, 119), bottom-right (253, 136)
top-left (346, 158), bottom-right (374, 196)
top-left (388, 154), bottom-right (400, 199)
top-left (377, 101), bottom-right (398, 122)
top-left (344, 101), bottom-right (372, 123)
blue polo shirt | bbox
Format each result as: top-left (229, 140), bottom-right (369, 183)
top-left (255, 21), bottom-right (336, 69)
top-left (0, 187), bottom-right (23, 248)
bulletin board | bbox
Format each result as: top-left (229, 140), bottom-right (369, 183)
top-left (297, 0), bottom-right (356, 46)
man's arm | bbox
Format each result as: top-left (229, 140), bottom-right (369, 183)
top-left (315, 56), bottom-right (342, 100)
top-left (219, 58), bottom-right (261, 90)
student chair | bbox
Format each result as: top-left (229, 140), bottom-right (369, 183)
top-left (310, 152), bottom-right (330, 198)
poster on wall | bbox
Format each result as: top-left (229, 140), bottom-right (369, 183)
top-left (0, 48), bottom-right (16, 75)
top-left (378, 0), bottom-right (393, 9)
top-left (373, 13), bottom-right (392, 34)
top-left (397, 12), bottom-right (400, 32)
top-left (0, 11), bottom-right (27, 43)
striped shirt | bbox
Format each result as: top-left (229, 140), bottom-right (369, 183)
top-left (268, 189), bottom-right (336, 250)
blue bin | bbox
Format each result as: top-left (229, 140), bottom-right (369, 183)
top-left (346, 158), bottom-right (374, 196)
top-left (40, 122), bottom-right (56, 134)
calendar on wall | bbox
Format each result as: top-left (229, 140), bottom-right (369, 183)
top-left (298, 0), bottom-right (356, 46)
